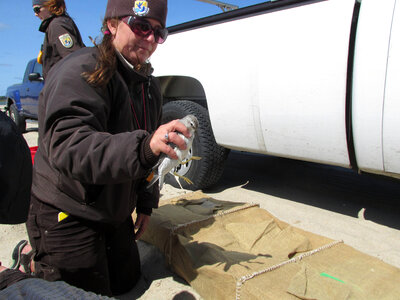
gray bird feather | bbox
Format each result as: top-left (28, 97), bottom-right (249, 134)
top-left (147, 114), bottom-right (199, 190)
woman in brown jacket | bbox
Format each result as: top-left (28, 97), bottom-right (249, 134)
top-left (16, 0), bottom-right (189, 296)
top-left (32, 0), bottom-right (85, 78)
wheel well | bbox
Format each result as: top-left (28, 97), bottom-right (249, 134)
top-left (6, 98), bottom-right (15, 109)
top-left (157, 76), bottom-right (208, 109)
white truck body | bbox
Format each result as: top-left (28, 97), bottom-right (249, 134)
top-left (151, 0), bottom-right (400, 188)
top-left (353, 0), bottom-right (400, 175)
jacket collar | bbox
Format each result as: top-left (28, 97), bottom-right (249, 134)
top-left (39, 15), bottom-right (56, 33)
top-left (115, 50), bottom-right (153, 83)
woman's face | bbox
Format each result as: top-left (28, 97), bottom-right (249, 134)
top-left (108, 18), bottom-right (160, 66)
top-left (33, 5), bottom-right (52, 21)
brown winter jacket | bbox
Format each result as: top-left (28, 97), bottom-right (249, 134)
top-left (32, 47), bottom-right (162, 226)
top-left (39, 14), bottom-right (85, 78)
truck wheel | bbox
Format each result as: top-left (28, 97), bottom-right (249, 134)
top-left (162, 100), bottom-right (229, 190)
top-left (8, 104), bottom-right (26, 133)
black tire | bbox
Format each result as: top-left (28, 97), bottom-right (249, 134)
top-left (162, 100), bottom-right (229, 190)
top-left (8, 103), bottom-right (26, 133)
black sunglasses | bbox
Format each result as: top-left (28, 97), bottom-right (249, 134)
top-left (122, 16), bottom-right (168, 44)
top-left (33, 6), bottom-right (42, 14)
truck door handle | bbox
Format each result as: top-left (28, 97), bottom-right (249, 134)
top-left (26, 88), bottom-right (30, 92)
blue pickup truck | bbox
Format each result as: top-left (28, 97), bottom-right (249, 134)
top-left (5, 59), bottom-right (43, 133)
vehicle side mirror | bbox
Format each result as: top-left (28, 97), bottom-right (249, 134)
top-left (28, 73), bottom-right (44, 82)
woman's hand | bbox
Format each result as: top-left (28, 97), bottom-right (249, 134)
top-left (134, 213), bottom-right (150, 240)
top-left (149, 119), bottom-right (191, 159)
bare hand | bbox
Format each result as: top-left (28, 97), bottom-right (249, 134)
top-left (134, 213), bottom-right (150, 240)
top-left (149, 119), bottom-right (191, 159)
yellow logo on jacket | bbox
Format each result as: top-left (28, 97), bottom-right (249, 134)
top-left (58, 33), bottom-right (74, 48)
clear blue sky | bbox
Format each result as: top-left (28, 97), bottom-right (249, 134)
top-left (0, 0), bottom-right (265, 96)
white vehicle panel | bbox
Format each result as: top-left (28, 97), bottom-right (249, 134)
top-left (256, 0), bottom-right (353, 165)
top-left (153, 0), bottom-right (354, 167)
top-left (352, 0), bottom-right (396, 173)
top-left (383, 1), bottom-right (400, 174)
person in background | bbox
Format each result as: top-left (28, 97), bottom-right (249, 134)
top-left (0, 111), bottom-right (31, 226)
top-left (17, 0), bottom-right (191, 297)
top-left (33, 0), bottom-right (85, 78)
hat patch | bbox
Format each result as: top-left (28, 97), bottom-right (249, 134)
top-left (133, 0), bottom-right (150, 17)
top-left (59, 33), bottom-right (73, 48)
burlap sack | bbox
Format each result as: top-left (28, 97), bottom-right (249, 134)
top-left (140, 191), bottom-right (400, 299)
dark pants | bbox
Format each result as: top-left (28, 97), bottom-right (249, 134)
top-left (26, 195), bottom-right (141, 296)
top-left (0, 269), bottom-right (32, 290)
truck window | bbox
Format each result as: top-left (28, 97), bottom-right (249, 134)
top-left (23, 60), bottom-right (34, 83)
top-left (33, 62), bottom-right (43, 76)
top-left (168, 0), bottom-right (271, 25)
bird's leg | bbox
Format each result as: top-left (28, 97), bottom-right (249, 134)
top-left (172, 172), bottom-right (193, 185)
top-left (173, 174), bottom-right (184, 190)
top-left (181, 156), bottom-right (201, 165)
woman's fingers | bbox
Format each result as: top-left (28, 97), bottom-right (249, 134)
top-left (149, 120), bottom-right (191, 158)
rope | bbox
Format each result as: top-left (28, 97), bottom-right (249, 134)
top-left (235, 240), bottom-right (344, 300)
top-left (163, 201), bottom-right (342, 300)
top-left (173, 203), bottom-right (259, 232)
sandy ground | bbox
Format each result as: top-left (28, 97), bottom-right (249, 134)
top-left (1, 117), bottom-right (400, 299)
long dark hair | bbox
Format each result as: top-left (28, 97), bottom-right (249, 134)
top-left (83, 20), bottom-right (117, 87)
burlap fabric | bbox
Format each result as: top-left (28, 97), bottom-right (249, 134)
top-left (140, 191), bottom-right (400, 299)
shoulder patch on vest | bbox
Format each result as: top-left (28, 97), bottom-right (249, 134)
top-left (59, 33), bottom-right (73, 48)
